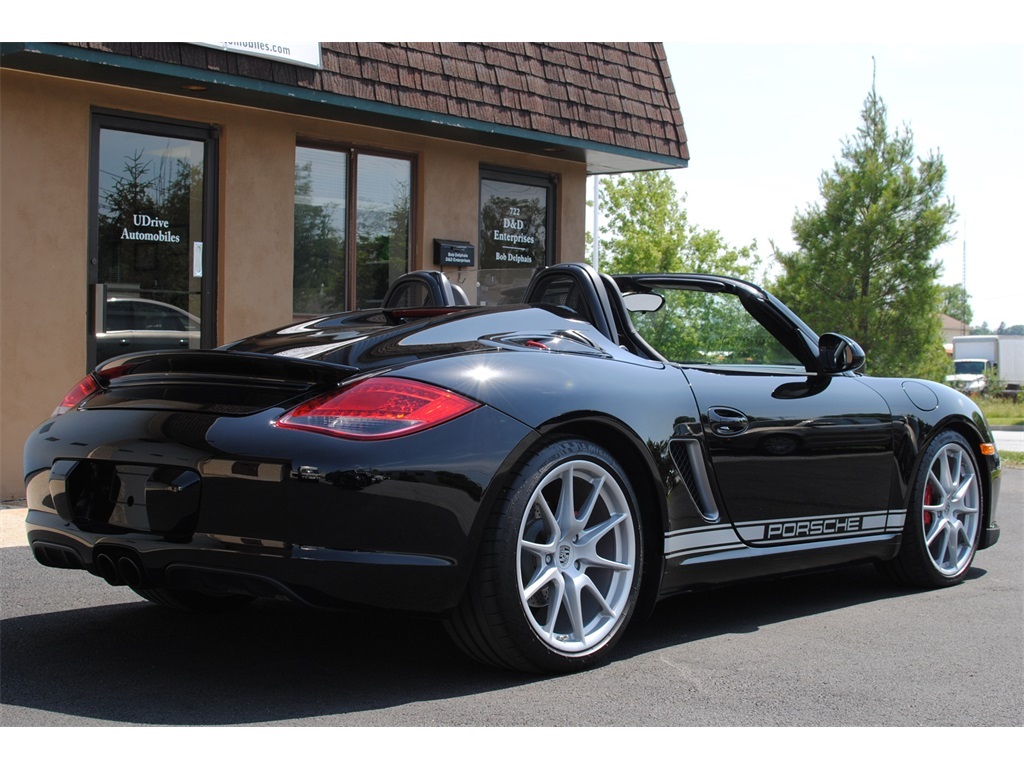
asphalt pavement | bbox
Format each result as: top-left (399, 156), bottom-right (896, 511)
top-left (2, 469), bottom-right (1021, 730)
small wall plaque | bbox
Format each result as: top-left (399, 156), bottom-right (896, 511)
top-left (434, 239), bottom-right (476, 268)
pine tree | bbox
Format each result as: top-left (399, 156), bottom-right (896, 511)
top-left (772, 80), bottom-right (956, 379)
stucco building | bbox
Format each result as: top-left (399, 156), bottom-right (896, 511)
top-left (0, 42), bottom-right (689, 498)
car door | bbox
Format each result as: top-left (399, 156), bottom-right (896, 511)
top-left (626, 276), bottom-right (894, 547)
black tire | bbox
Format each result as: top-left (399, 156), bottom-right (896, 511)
top-left (445, 438), bottom-right (643, 674)
top-left (878, 430), bottom-right (983, 588)
top-left (132, 586), bottom-right (255, 612)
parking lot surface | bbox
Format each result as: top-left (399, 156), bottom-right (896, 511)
top-left (1, 469), bottom-right (1020, 729)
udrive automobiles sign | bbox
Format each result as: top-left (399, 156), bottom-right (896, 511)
top-left (196, 42), bottom-right (322, 69)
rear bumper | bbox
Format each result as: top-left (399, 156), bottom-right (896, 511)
top-left (27, 507), bottom-right (468, 612)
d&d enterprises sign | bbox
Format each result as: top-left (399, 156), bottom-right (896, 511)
top-left (479, 176), bottom-right (550, 271)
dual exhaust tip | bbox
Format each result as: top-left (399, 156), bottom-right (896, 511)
top-left (94, 551), bottom-right (146, 588)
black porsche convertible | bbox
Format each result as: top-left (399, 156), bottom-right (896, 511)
top-left (24, 264), bottom-right (1002, 673)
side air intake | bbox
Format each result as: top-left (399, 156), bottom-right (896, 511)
top-left (669, 439), bottom-right (721, 523)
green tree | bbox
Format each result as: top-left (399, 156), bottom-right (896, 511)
top-left (157, 159), bottom-right (203, 307)
top-left (598, 171), bottom-right (756, 276)
top-left (772, 83), bottom-right (956, 380)
top-left (939, 283), bottom-right (973, 326)
top-left (98, 150), bottom-right (159, 287)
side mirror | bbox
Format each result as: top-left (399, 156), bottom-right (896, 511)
top-left (819, 332), bottom-right (865, 373)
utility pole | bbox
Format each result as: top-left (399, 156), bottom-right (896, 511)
top-left (962, 221), bottom-right (968, 336)
top-left (591, 175), bottom-right (600, 269)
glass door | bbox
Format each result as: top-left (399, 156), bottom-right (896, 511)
top-left (89, 114), bottom-right (217, 368)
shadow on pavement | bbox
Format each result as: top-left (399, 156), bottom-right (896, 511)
top-left (619, 560), bottom-right (985, 662)
top-left (2, 554), bottom-right (970, 725)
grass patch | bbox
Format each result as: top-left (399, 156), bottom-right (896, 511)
top-left (973, 395), bottom-right (1024, 427)
top-left (1000, 451), bottom-right (1024, 469)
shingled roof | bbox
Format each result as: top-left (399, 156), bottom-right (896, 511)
top-left (310, 43), bottom-right (690, 167)
top-left (5, 42), bottom-right (687, 173)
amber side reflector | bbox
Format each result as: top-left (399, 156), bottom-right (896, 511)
top-left (980, 443), bottom-right (996, 456)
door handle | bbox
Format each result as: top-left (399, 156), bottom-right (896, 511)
top-left (708, 407), bottom-right (749, 436)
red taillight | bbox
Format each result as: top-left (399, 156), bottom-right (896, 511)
top-left (52, 375), bottom-right (100, 417)
top-left (276, 377), bottom-right (480, 440)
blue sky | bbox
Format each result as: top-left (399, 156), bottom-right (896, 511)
top-left (659, 41), bottom-right (1024, 329)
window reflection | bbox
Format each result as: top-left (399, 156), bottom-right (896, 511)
top-left (356, 155), bottom-right (411, 309)
top-left (293, 147), bottom-right (411, 320)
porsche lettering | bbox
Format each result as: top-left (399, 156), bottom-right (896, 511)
top-left (765, 517), bottom-right (863, 540)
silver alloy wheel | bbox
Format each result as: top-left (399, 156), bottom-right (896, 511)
top-left (921, 442), bottom-right (980, 577)
top-left (516, 458), bottom-right (637, 655)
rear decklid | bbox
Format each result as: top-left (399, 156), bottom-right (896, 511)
top-left (84, 350), bottom-right (356, 414)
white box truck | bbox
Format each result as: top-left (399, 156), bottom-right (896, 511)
top-left (946, 335), bottom-right (1024, 394)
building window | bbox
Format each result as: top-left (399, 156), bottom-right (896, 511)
top-left (293, 146), bottom-right (412, 318)
top-left (477, 166), bottom-right (556, 304)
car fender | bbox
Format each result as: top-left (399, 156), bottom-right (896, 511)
top-left (857, 375), bottom-right (1000, 529)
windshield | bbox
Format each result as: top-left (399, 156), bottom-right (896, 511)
top-left (954, 360), bottom-right (987, 375)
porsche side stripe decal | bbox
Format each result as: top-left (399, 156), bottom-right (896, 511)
top-left (665, 510), bottom-right (901, 554)
top-left (664, 524), bottom-right (740, 556)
